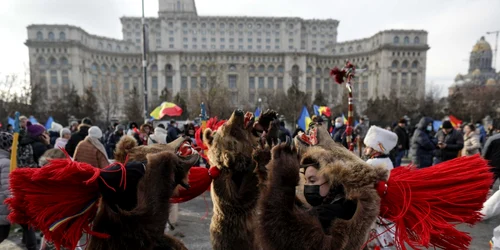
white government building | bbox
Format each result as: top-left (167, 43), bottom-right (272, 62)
top-left (26, 0), bottom-right (429, 119)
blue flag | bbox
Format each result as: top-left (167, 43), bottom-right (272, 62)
top-left (45, 116), bottom-right (54, 130)
top-left (255, 107), bottom-right (261, 118)
top-left (297, 106), bottom-right (312, 131)
top-left (433, 120), bottom-right (442, 132)
top-left (313, 105), bottom-right (320, 116)
top-left (29, 116), bottom-right (38, 124)
top-left (8, 117), bottom-right (15, 128)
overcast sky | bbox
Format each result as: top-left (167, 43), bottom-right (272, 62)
top-left (1, 0), bottom-right (499, 96)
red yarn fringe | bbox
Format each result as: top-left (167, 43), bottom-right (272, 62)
top-left (377, 155), bottom-right (493, 250)
top-left (6, 157), bottom-right (108, 250)
top-left (170, 166), bottom-right (220, 203)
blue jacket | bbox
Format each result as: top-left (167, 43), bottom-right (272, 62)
top-left (410, 117), bottom-right (437, 168)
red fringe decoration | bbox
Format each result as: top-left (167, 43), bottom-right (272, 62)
top-left (6, 157), bottom-right (108, 250)
top-left (377, 155), bottom-right (493, 250)
top-left (195, 117), bottom-right (226, 161)
top-left (170, 166), bottom-right (220, 203)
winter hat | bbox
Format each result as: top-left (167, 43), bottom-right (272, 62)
top-left (88, 126), bottom-right (103, 139)
top-left (0, 132), bottom-right (13, 151)
top-left (115, 124), bottom-right (126, 132)
top-left (81, 117), bottom-right (93, 126)
top-left (60, 128), bottom-right (71, 137)
top-left (364, 126), bottom-right (398, 154)
top-left (51, 122), bottom-right (63, 133)
top-left (442, 121), bottom-right (453, 129)
top-left (27, 122), bottom-right (46, 138)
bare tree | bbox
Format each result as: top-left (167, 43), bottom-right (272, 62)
top-left (313, 90), bottom-right (328, 106)
top-left (124, 87), bottom-right (143, 123)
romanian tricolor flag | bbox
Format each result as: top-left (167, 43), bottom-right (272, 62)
top-left (449, 115), bottom-right (462, 128)
top-left (298, 106), bottom-right (312, 131)
top-left (150, 102), bottom-right (183, 119)
top-left (313, 105), bottom-right (331, 117)
top-left (342, 113), bottom-right (348, 124)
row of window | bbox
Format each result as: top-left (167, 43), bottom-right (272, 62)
top-left (181, 37), bottom-right (286, 44)
top-left (167, 29), bottom-right (334, 40)
top-left (248, 77), bottom-right (285, 90)
top-left (391, 60), bottom-right (419, 69)
top-left (39, 70), bottom-right (70, 86)
top-left (168, 21), bottom-right (333, 32)
top-left (36, 31), bottom-right (65, 41)
top-left (37, 57), bottom-right (68, 66)
top-left (391, 72), bottom-right (419, 85)
top-left (394, 36), bottom-right (420, 45)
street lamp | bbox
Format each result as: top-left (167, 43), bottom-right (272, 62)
top-left (258, 98), bottom-right (262, 110)
top-left (141, 0), bottom-right (149, 123)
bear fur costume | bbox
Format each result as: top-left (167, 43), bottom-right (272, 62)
top-left (203, 109), bottom-right (278, 250)
top-left (87, 140), bottom-right (200, 249)
top-left (114, 134), bottom-right (193, 163)
top-left (257, 123), bottom-right (387, 250)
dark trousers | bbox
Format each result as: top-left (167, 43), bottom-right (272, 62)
top-left (22, 224), bottom-right (37, 250)
top-left (395, 150), bottom-right (406, 167)
top-left (0, 224), bottom-right (10, 243)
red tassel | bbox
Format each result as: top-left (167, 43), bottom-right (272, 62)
top-left (170, 166), bottom-right (220, 203)
top-left (377, 155), bottom-right (493, 250)
top-left (6, 157), bottom-right (113, 250)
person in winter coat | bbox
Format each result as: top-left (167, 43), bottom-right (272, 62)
top-left (363, 126), bottom-right (397, 249)
top-left (54, 128), bottom-right (71, 150)
top-left (0, 132), bottom-right (13, 243)
top-left (167, 120), bottom-right (179, 143)
top-left (434, 121), bottom-right (464, 163)
top-left (393, 118), bottom-right (410, 167)
top-left (148, 126), bottom-right (168, 145)
top-left (484, 133), bottom-right (500, 184)
top-left (74, 126), bottom-right (109, 169)
top-left (106, 125), bottom-right (125, 159)
top-left (410, 117), bottom-right (437, 168)
top-left (462, 123), bottom-right (481, 157)
top-left (65, 117), bottom-right (92, 157)
top-left (331, 117), bottom-right (349, 148)
top-left (138, 124), bottom-right (153, 145)
top-left (48, 122), bottom-right (63, 147)
top-left (19, 122), bottom-right (51, 168)
top-left (278, 121), bottom-right (292, 143)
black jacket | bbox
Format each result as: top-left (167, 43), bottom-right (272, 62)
top-left (19, 135), bottom-right (50, 166)
top-left (410, 117), bottom-right (437, 168)
top-left (483, 134), bottom-right (500, 173)
top-left (434, 129), bottom-right (464, 162)
top-left (167, 124), bottom-right (178, 143)
top-left (393, 125), bottom-right (409, 151)
top-left (65, 125), bottom-right (90, 157)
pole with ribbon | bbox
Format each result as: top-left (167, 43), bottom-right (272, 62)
top-left (10, 112), bottom-right (20, 172)
top-left (330, 61), bottom-right (356, 152)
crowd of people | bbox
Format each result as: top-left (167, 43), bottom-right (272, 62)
top-left (0, 112), bottom-right (500, 249)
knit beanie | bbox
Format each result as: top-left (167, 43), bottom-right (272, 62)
top-left (27, 122), bottom-right (46, 138)
top-left (88, 126), bottom-right (103, 139)
top-left (81, 117), bottom-right (93, 126)
top-left (442, 121), bottom-right (453, 129)
top-left (0, 132), bottom-right (13, 151)
top-left (60, 128), bottom-right (71, 137)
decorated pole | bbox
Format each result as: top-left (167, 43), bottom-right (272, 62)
top-left (10, 112), bottom-right (20, 172)
top-left (330, 61), bottom-right (356, 151)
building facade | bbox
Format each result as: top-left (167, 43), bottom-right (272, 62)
top-left (450, 36), bottom-right (500, 96)
top-left (26, 0), bottom-right (429, 119)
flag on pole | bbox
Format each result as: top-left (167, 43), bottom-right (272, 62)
top-left (10, 112), bottom-right (20, 172)
top-left (45, 116), bottom-right (54, 130)
top-left (200, 102), bottom-right (207, 130)
top-left (313, 105), bottom-right (331, 117)
top-left (8, 117), bottom-right (15, 128)
top-left (29, 116), bottom-right (38, 124)
top-left (255, 107), bottom-right (262, 119)
top-left (448, 115), bottom-right (462, 128)
top-left (342, 113), bottom-right (347, 124)
top-left (433, 120), bottom-right (443, 132)
top-left (298, 106), bottom-right (312, 131)
top-left (150, 102), bottom-right (183, 119)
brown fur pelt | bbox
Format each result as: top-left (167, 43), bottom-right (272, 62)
top-left (203, 110), bottom-right (263, 250)
top-left (114, 135), bottom-right (138, 163)
top-left (257, 124), bottom-right (389, 250)
top-left (87, 151), bottom-right (199, 250)
top-left (115, 135), bottom-right (190, 163)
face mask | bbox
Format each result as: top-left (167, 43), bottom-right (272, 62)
top-left (304, 183), bottom-right (327, 206)
top-left (426, 125), bottom-right (432, 132)
top-left (335, 123), bottom-right (343, 128)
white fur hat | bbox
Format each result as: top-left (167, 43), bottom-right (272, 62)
top-left (88, 126), bottom-right (103, 139)
top-left (363, 126), bottom-right (398, 154)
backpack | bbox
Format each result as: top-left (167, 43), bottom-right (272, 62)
top-left (18, 143), bottom-right (37, 168)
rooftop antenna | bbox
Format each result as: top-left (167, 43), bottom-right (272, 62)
top-left (486, 30), bottom-right (499, 71)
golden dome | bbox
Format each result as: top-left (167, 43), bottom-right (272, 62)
top-left (455, 74), bottom-right (463, 81)
top-left (472, 69), bottom-right (481, 76)
top-left (486, 78), bottom-right (497, 86)
top-left (472, 36), bottom-right (492, 52)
